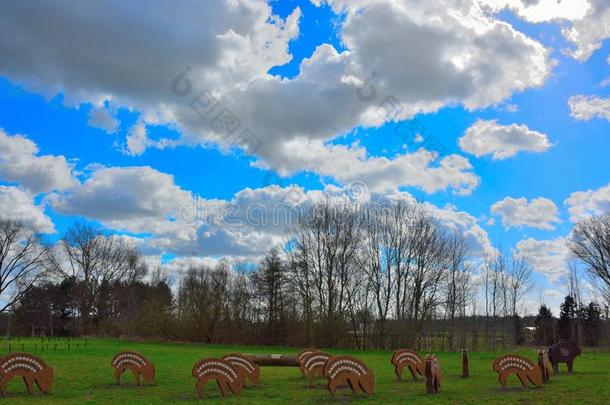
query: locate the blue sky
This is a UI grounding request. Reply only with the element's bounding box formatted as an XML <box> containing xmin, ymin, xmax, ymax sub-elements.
<box><xmin>0</xmin><ymin>0</ymin><xmax>609</xmax><ymax>312</ymax></box>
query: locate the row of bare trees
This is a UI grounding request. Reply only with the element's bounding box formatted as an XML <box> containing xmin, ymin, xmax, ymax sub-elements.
<box><xmin>1</xmin><ymin>220</ymin><xmax>170</xmax><ymax>337</ymax></box>
<box><xmin>3</xmin><ymin>206</ymin><xmax>610</xmax><ymax>349</ymax></box>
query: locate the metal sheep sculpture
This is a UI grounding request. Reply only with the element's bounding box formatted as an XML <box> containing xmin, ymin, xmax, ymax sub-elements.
<box><xmin>221</xmin><ymin>353</ymin><xmax>260</xmax><ymax>387</ymax></box>
<box><xmin>0</xmin><ymin>352</ymin><xmax>54</xmax><ymax>396</ymax></box>
<box><xmin>492</xmin><ymin>354</ymin><xmax>542</xmax><ymax>389</ymax></box>
<box><xmin>390</xmin><ymin>349</ymin><xmax>424</xmax><ymax>381</ymax></box>
<box><xmin>192</xmin><ymin>358</ymin><xmax>245</xmax><ymax>398</ymax></box>
<box><xmin>111</xmin><ymin>351</ymin><xmax>155</xmax><ymax>385</ymax></box>
<box><xmin>324</xmin><ymin>355</ymin><xmax>375</xmax><ymax>397</ymax></box>
<box><xmin>297</xmin><ymin>348</ymin><xmax>319</xmax><ymax>377</ymax></box>
<box><xmin>302</xmin><ymin>351</ymin><xmax>332</xmax><ymax>388</ymax></box>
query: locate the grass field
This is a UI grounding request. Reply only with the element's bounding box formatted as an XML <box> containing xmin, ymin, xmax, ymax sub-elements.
<box><xmin>0</xmin><ymin>338</ymin><xmax>608</xmax><ymax>404</ymax></box>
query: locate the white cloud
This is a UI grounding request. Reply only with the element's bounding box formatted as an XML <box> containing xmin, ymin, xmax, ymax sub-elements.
<box><xmin>50</xmin><ymin>166</ymin><xmax>198</xmax><ymax>240</ymax></box>
<box><xmin>430</xmin><ymin>203</ymin><xmax>494</xmax><ymax>255</ymax></box>
<box><xmin>0</xmin><ymin>0</ymin><xmax>553</xmax><ymax>194</ymax></box>
<box><xmin>0</xmin><ymin>129</ymin><xmax>76</xmax><ymax>194</ymax></box>
<box><xmin>482</xmin><ymin>0</ymin><xmax>609</xmax><ymax>61</ymax></box>
<box><xmin>568</xmin><ymin>95</ymin><xmax>610</xmax><ymax>121</ymax></box>
<box><xmin>491</xmin><ymin>196</ymin><xmax>560</xmax><ymax>230</ymax></box>
<box><xmin>564</xmin><ymin>183</ymin><xmax>610</xmax><ymax>222</ymax></box>
<box><xmin>560</xmin><ymin>0</ymin><xmax>610</xmax><ymax>61</ymax></box>
<box><xmin>124</xmin><ymin>123</ymin><xmax>149</xmax><ymax>157</ymax></box>
<box><xmin>459</xmin><ymin>119</ymin><xmax>551</xmax><ymax>160</ymax></box>
<box><xmin>255</xmin><ymin>138</ymin><xmax>480</xmax><ymax>195</ymax></box>
<box><xmin>0</xmin><ymin>186</ymin><xmax>55</xmax><ymax>233</ymax></box>
<box><xmin>480</xmin><ymin>0</ymin><xmax>589</xmax><ymax>23</ymax></box>
<box><xmin>516</xmin><ymin>237</ymin><xmax>570</xmax><ymax>283</ymax></box>
<box><xmin>87</xmin><ymin>106</ymin><xmax>119</xmax><ymax>133</ymax></box>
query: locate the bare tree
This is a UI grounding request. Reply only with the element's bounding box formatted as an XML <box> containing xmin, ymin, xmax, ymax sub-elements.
<box><xmin>444</xmin><ymin>230</ymin><xmax>470</xmax><ymax>350</ymax></box>
<box><xmin>507</xmin><ymin>253</ymin><xmax>532</xmax><ymax>318</ymax></box>
<box><xmin>291</xmin><ymin>201</ymin><xmax>362</xmax><ymax>346</ymax></box>
<box><xmin>0</xmin><ymin>220</ymin><xmax>50</xmax><ymax>314</ymax></box>
<box><xmin>54</xmin><ymin>222</ymin><xmax>143</xmax><ymax>334</ymax></box>
<box><xmin>407</xmin><ymin>208</ymin><xmax>448</xmax><ymax>348</ymax></box>
<box><xmin>360</xmin><ymin>206</ymin><xmax>394</xmax><ymax>348</ymax></box>
<box><xmin>569</xmin><ymin>213</ymin><xmax>610</xmax><ymax>304</ymax></box>
<box><xmin>483</xmin><ymin>251</ymin><xmax>504</xmax><ymax>350</ymax></box>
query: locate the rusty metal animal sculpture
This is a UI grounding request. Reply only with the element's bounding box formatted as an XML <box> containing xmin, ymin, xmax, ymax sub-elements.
<box><xmin>324</xmin><ymin>355</ymin><xmax>374</xmax><ymax>397</ymax></box>
<box><xmin>192</xmin><ymin>358</ymin><xmax>245</xmax><ymax>398</ymax></box>
<box><xmin>390</xmin><ymin>349</ymin><xmax>424</xmax><ymax>380</ymax></box>
<box><xmin>548</xmin><ymin>340</ymin><xmax>581</xmax><ymax>374</ymax></box>
<box><xmin>461</xmin><ymin>348</ymin><xmax>469</xmax><ymax>378</ymax></box>
<box><xmin>0</xmin><ymin>352</ymin><xmax>53</xmax><ymax>396</ymax></box>
<box><xmin>302</xmin><ymin>351</ymin><xmax>332</xmax><ymax>388</ymax></box>
<box><xmin>492</xmin><ymin>354</ymin><xmax>542</xmax><ymax>389</ymax></box>
<box><xmin>425</xmin><ymin>354</ymin><xmax>441</xmax><ymax>394</ymax></box>
<box><xmin>221</xmin><ymin>353</ymin><xmax>260</xmax><ymax>386</ymax></box>
<box><xmin>297</xmin><ymin>348</ymin><xmax>318</xmax><ymax>377</ymax></box>
<box><xmin>111</xmin><ymin>351</ymin><xmax>155</xmax><ymax>385</ymax></box>
<box><xmin>538</xmin><ymin>350</ymin><xmax>551</xmax><ymax>384</ymax></box>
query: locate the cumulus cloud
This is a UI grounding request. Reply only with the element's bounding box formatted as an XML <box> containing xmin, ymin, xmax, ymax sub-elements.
<box><xmin>568</xmin><ymin>95</ymin><xmax>610</xmax><ymax>121</ymax></box>
<box><xmin>0</xmin><ymin>0</ymin><xmax>553</xmax><ymax>194</ymax></box>
<box><xmin>429</xmin><ymin>203</ymin><xmax>494</xmax><ymax>255</ymax></box>
<box><xmin>491</xmin><ymin>196</ymin><xmax>560</xmax><ymax>230</ymax></box>
<box><xmin>0</xmin><ymin>186</ymin><xmax>55</xmax><ymax>233</ymax></box>
<box><xmin>459</xmin><ymin>119</ymin><xmax>551</xmax><ymax>160</ymax></box>
<box><xmin>482</xmin><ymin>0</ymin><xmax>608</xmax><ymax>61</ymax></box>
<box><xmin>0</xmin><ymin>129</ymin><xmax>76</xmax><ymax>194</ymax></box>
<box><xmin>560</xmin><ymin>0</ymin><xmax>610</xmax><ymax>61</ymax></box>
<box><xmin>87</xmin><ymin>106</ymin><xmax>119</xmax><ymax>133</ymax></box>
<box><xmin>50</xmin><ymin>166</ymin><xmax>199</xmax><ymax>240</ymax></box>
<box><xmin>564</xmin><ymin>182</ymin><xmax>610</xmax><ymax>222</ymax></box>
<box><xmin>45</xmin><ymin>159</ymin><xmax>491</xmax><ymax>260</ymax></box>
<box><xmin>255</xmin><ymin>138</ymin><xmax>480</xmax><ymax>195</ymax></box>
<box><xmin>516</xmin><ymin>237</ymin><xmax>570</xmax><ymax>283</ymax></box>
<box><xmin>481</xmin><ymin>0</ymin><xmax>589</xmax><ymax>23</ymax></box>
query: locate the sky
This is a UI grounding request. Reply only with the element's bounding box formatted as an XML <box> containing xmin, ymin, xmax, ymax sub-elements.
<box><xmin>0</xmin><ymin>0</ymin><xmax>609</xmax><ymax>314</ymax></box>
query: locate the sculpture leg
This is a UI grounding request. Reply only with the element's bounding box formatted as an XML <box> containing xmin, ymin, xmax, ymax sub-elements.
<box><xmin>217</xmin><ymin>379</ymin><xmax>227</xmax><ymax>398</ymax></box>
<box><xmin>196</xmin><ymin>379</ymin><xmax>205</xmax><ymax>398</ymax></box>
<box><xmin>394</xmin><ymin>365</ymin><xmax>403</xmax><ymax>381</ymax></box>
<box><xmin>0</xmin><ymin>376</ymin><xmax>8</xmax><ymax>397</ymax></box>
<box><xmin>347</xmin><ymin>378</ymin><xmax>360</xmax><ymax>397</ymax></box>
<box><xmin>23</xmin><ymin>375</ymin><xmax>34</xmax><ymax>395</ymax></box>
<box><xmin>115</xmin><ymin>367</ymin><xmax>123</xmax><ymax>385</ymax></box>
<box><xmin>307</xmin><ymin>370</ymin><xmax>315</xmax><ymax>388</ymax></box>
<box><xmin>516</xmin><ymin>372</ymin><xmax>528</xmax><ymax>389</ymax></box>
<box><xmin>498</xmin><ymin>373</ymin><xmax>507</xmax><ymax>389</ymax></box>
<box><xmin>133</xmin><ymin>369</ymin><xmax>141</xmax><ymax>386</ymax></box>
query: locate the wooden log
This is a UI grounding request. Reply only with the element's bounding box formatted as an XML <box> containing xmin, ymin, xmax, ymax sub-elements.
<box><xmin>246</xmin><ymin>354</ymin><xmax>298</xmax><ymax>367</ymax></box>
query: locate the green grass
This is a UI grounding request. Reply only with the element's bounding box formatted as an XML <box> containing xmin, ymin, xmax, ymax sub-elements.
<box><xmin>0</xmin><ymin>338</ymin><xmax>608</xmax><ymax>404</ymax></box>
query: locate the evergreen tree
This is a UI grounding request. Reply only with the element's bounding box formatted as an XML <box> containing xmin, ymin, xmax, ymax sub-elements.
<box><xmin>557</xmin><ymin>295</ymin><xmax>577</xmax><ymax>341</ymax></box>
<box><xmin>534</xmin><ymin>305</ymin><xmax>555</xmax><ymax>346</ymax></box>
<box><xmin>513</xmin><ymin>314</ymin><xmax>526</xmax><ymax>345</ymax></box>
<box><xmin>583</xmin><ymin>302</ymin><xmax>602</xmax><ymax>346</ymax></box>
